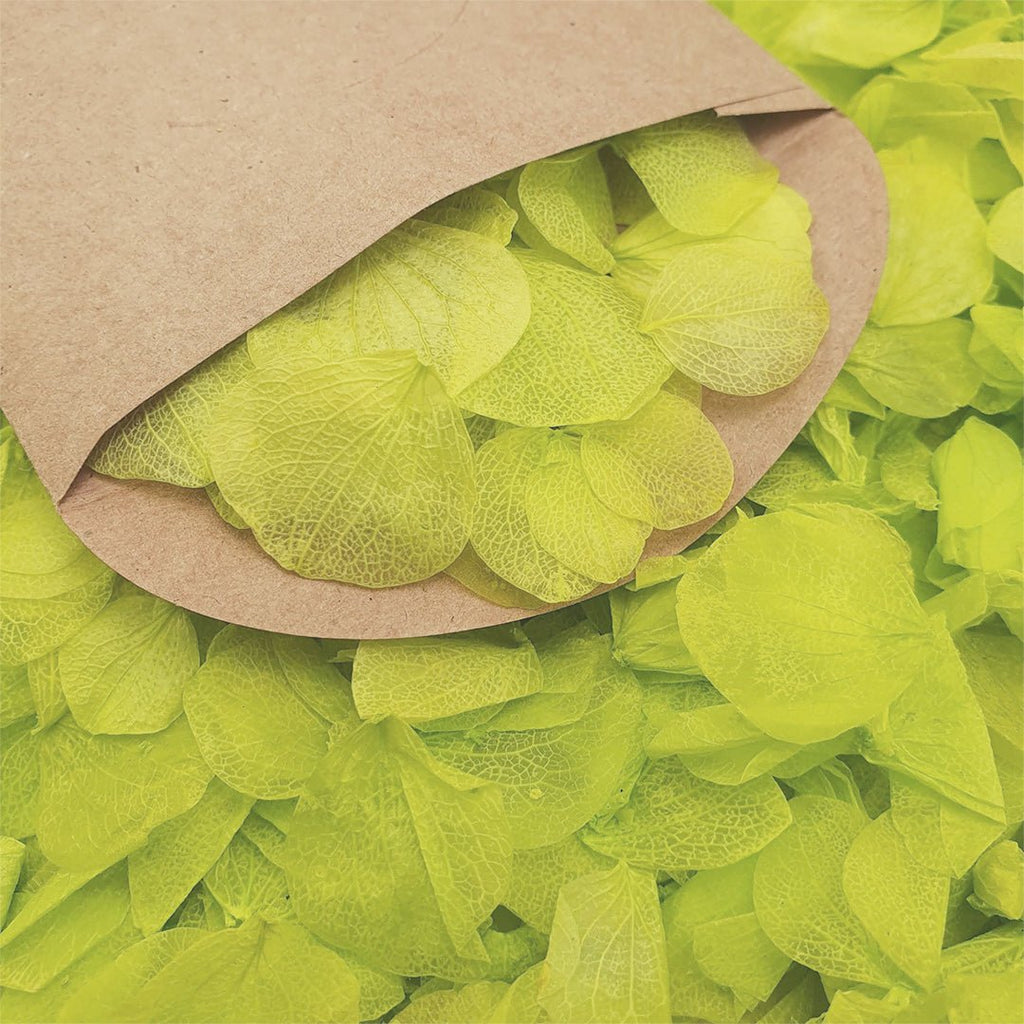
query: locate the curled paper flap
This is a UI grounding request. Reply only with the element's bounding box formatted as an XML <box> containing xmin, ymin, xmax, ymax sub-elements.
<box><xmin>0</xmin><ymin>2</ymin><xmax>885</xmax><ymax>638</ymax></box>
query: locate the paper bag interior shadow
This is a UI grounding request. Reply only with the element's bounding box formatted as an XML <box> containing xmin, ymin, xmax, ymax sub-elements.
<box><xmin>1</xmin><ymin>1</ymin><xmax>886</xmax><ymax>639</ymax></box>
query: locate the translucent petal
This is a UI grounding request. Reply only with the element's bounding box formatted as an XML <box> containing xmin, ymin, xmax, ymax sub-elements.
<box><xmin>246</xmin><ymin>219</ymin><xmax>530</xmax><ymax>395</ymax></box>
<box><xmin>459</xmin><ymin>252</ymin><xmax>672</xmax><ymax>426</ymax></box>
<box><xmin>640</xmin><ymin>237</ymin><xmax>828</xmax><ymax>396</ymax></box>
<box><xmin>613</xmin><ymin>113</ymin><xmax>777</xmax><ymax>236</ymax></box>
<box><xmin>580</xmin><ymin>390</ymin><xmax>733</xmax><ymax>530</ymax></box>
<box><xmin>207</xmin><ymin>351</ymin><xmax>476</xmax><ymax>586</ymax></box>
<box><xmin>88</xmin><ymin>340</ymin><xmax>251</xmax><ymax>488</ymax></box>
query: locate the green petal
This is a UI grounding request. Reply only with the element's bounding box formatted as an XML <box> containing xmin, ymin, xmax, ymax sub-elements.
<box><xmin>460</xmin><ymin>252</ymin><xmax>672</xmax><ymax>426</ymax></box>
<box><xmin>247</xmin><ymin>219</ymin><xmax>530</xmax><ymax>395</ymax></box>
<box><xmin>870</xmin><ymin>143</ymin><xmax>993</xmax><ymax>326</ymax></box>
<box><xmin>207</xmin><ymin>351</ymin><xmax>476</xmax><ymax>586</ymax></box>
<box><xmin>88</xmin><ymin>340</ymin><xmax>251</xmax><ymax>488</ymax></box>
<box><xmin>514</xmin><ymin>145</ymin><xmax>616</xmax><ymax>272</ymax></box>
<box><xmin>282</xmin><ymin>719</ymin><xmax>511</xmax><ymax>978</ymax></box>
<box><xmin>352</xmin><ymin>625</ymin><xmax>543</xmax><ymax>724</ymax></box>
<box><xmin>538</xmin><ymin>861</ymin><xmax>671</xmax><ymax>1024</ymax></box>
<box><xmin>59</xmin><ymin>594</ymin><xmax>198</xmax><ymax>735</ymax></box>
<box><xmin>613</xmin><ymin>113</ymin><xmax>777</xmax><ymax>236</ymax></box>
<box><xmin>580</xmin><ymin>390</ymin><xmax>733</xmax><ymax>530</ymax></box>
<box><xmin>640</xmin><ymin>237</ymin><xmax>828</xmax><ymax>396</ymax></box>
<box><xmin>675</xmin><ymin>505</ymin><xmax>945</xmax><ymax>744</ymax></box>
<box><xmin>183</xmin><ymin>626</ymin><xmax>353</xmax><ymax>799</ymax></box>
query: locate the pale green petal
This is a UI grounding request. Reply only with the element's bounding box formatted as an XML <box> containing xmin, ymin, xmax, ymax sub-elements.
<box><xmin>58</xmin><ymin>594</ymin><xmax>198</xmax><ymax>735</ymax></box>
<box><xmin>515</xmin><ymin>146</ymin><xmax>616</xmax><ymax>272</ymax></box>
<box><xmin>127</xmin><ymin>778</ymin><xmax>253</xmax><ymax>934</ymax></box>
<box><xmin>470</xmin><ymin>427</ymin><xmax>599</xmax><ymax>603</ymax></box>
<box><xmin>395</xmin><ymin>981</ymin><xmax>511</xmax><ymax>1023</ymax></box>
<box><xmin>459</xmin><ymin>252</ymin><xmax>672</xmax><ymax>426</ymax></box>
<box><xmin>660</xmin><ymin>858</ymin><xmax>755</xmax><ymax>1021</ymax></box>
<box><xmin>1</xmin><ymin>661</ymin><xmax>34</xmax><ymax>726</ymax></box>
<box><xmin>0</xmin><ymin>862</ymin><xmax>130</xmax><ymax>993</ymax></box>
<box><xmin>35</xmin><ymin>717</ymin><xmax>211</xmax><ymax>873</ymax></box>
<box><xmin>203</xmin><ymin>820</ymin><xmax>291</xmax><ymax>922</ymax></box>
<box><xmin>0</xmin><ymin>835</ymin><xmax>25</xmax><ymax>929</ymax></box>
<box><xmin>803</xmin><ymin>406</ymin><xmax>868</xmax><ymax>484</ymax></box>
<box><xmin>419</xmin><ymin>185</ymin><xmax>519</xmax><ymax>245</ymax></box>
<box><xmin>640</xmin><ymin>237</ymin><xmax>828</xmax><ymax>396</ymax></box>
<box><xmin>969</xmin><ymin>303</ymin><xmax>1023</xmax><ymax>414</ymax></box>
<box><xmin>282</xmin><ymin>719</ymin><xmax>511</xmax><ymax>978</ymax></box>
<box><xmin>888</xmin><ymin>776</ymin><xmax>1003</xmax><ymax>879</ymax></box>
<box><xmin>969</xmin><ymin>840</ymin><xmax>1024</xmax><ymax>919</ymax></box>
<box><xmin>445</xmin><ymin>543</ymin><xmax>547</xmax><ymax>611</ymax></box>
<box><xmin>88</xmin><ymin>340</ymin><xmax>251</xmax><ymax>488</ymax></box>
<box><xmin>352</xmin><ymin>625</ymin><xmax>543</xmax><ymax>724</ymax></box>
<box><xmin>691</xmin><ymin>912</ymin><xmax>791</xmax><ymax>1009</ymax></box>
<box><xmin>0</xmin><ymin>718</ymin><xmax>40</xmax><ymax>838</ymax></box>
<box><xmin>204</xmin><ymin>482</ymin><xmax>249</xmax><ymax>530</ymax></box>
<box><xmin>988</xmin><ymin>186</ymin><xmax>1024</xmax><ymax>271</ymax></box>
<box><xmin>862</xmin><ymin>636</ymin><xmax>1004</xmax><ymax>821</ymax></box>
<box><xmin>424</xmin><ymin>634</ymin><xmax>643</xmax><ymax>849</ymax></box>
<box><xmin>127</xmin><ymin>918</ymin><xmax>361</xmax><ymax>1023</ymax></box>
<box><xmin>609</xmin><ymin>579</ymin><xmax>702</xmax><ymax>675</ymax></box>
<box><xmin>525</xmin><ymin>432</ymin><xmax>652</xmax><ymax>584</ymax></box>
<box><xmin>583</xmin><ymin>758</ymin><xmax>791</xmax><ymax>872</ymax></box>
<box><xmin>752</xmin><ymin>796</ymin><xmax>905</xmax><ymax>988</ymax></box>
<box><xmin>932</xmin><ymin>416</ymin><xmax>1023</xmax><ymax>575</ymax></box>
<box><xmin>613</xmin><ymin>113</ymin><xmax>777</xmax><ymax>236</ymax></box>
<box><xmin>841</xmin><ymin>810</ymin><xmax>948</xmax><ymax>989</ymax></box>
<box><xmin>902</xmin><ymin>15</ymin><xmax>1024</xmax><ymax>99</ymax></box>
<box><xmin>56</xmin><ymin>928</ymin><xmax>207</xmax><ymax>1024</ymax></box>
<box><xmin>851</xmin><ymin>76</ymin><xmax>1000</xmax><ymax>151</ymax></box>
<box><xmin>645</xmin><ymin>701</ymin><xmax>808</xmax><ymax>786</ymax></box>
<box><xmin>846</xmin><ymin>319</ymin><xmax>982</xmax><ymax>418</ymax></box>
<box><xmin>183</xmin><ymin>626</ymin><xmax>352</xmax><ymax>799</ymax></box>
<box><xmin>611</xmin><ymin>211</ymin><xmax>694</xmax><ymax>303</ymax></box>
<box><xmin>876</xmin><ymin>415</ymin><xmax>939</xmax><ymax>510</ymax></box>
<box><xmin>742</xmin><ymin>2</ymin><xmax>943</xmax><ymax>69</ymax></box>
<box><xmin>538</xmin><ymin>861</ymin><xmax>671</xmax><ymax>1024</ymax></box>
<box><xmin>246</xmin><ymin>219</ymin><xmax>530</xmax><ymax>395</ymax></box>
<box><xmin>612</xmin><ymin>182</ymin><xmax>815</xmax><ymax>305</ymax></box>
<box><xmin>349</xmin><ymin>961</ymin><xmax>406</xmax><ymax>1023</ymax></box>
<box><xmin>0</xmin><ymin>479</ymin><xmax>114</xmax><ymax>666</ymax></box>
<box><xmin>504</xmin><ymin>834</ymin><xmax>614</xmax><ymax>933</ymax></box>
<box><xmin>600</xmin><ymin>148</ymin><xmax>655</xmax><ymax>226</ymax></box>
<box><xmin>25</xmin><ymin>651</ymin><xmax>67</xmax><ymax>730</ymax></box>
<box><xmin>870</xmin><ymin>143</ymin><xmax>993</xmax><ymax>326</ymax></box>
<box><xmin>957</xmin><ymin>628</ymin><xmax>1023</xmax><ymax>754</ymax></box>
<box><xmin>1</xmin><ymin>915</ymin><xmax>140</xmax><ymax>1023</ymax></box>
<box><xmin>581</xmin><ymin>390</ymin><xmax>733</xmax><ymax>530</ymax></box>
<box><xmin>675</xmin><ymin>505</ymin><xmax>947</xmax><ymax>743</ymax></box>
<box><xmin>207</xmin><ymin>351</ymin><xmax>475</xmax><ymax>586</ymax></box>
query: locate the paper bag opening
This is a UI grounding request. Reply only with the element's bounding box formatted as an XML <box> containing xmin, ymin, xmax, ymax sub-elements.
<box><xmin>0</xmin><ymin>2</ymin><xmax>886</xmax><ymax>638</ymax></box>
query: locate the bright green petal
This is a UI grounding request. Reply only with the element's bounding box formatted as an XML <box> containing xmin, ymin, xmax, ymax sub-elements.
<box><xmin>183</xmin><ymin>626</ymin><xmax>353</xmax><ymax>799</ymax></box>
<box><xmin>207</xmin><ymin>351</ymin><xmax>476</xmax><ymax>586</ymax></box>
<box><xmin>460</xmin><ymin>252</ymin><xmax>672</xmax><ymax>426</ymax></box>
<box><xmin>580</xmin><ymin>390</ymin><xmax>733</xmax><ymax>530</ymax></box>
<box><xmin>538</xmin><ymin>861</ymin><xmax>671</xmax><ymax>1024</ymax></box>
<box><xmin>640</xmin><ymin>237</ymin><xmax>828</xmax><ymax>396</ymax></box>
<box><xmin>88</xmin><ymin>340</ymin><xmax>251</xmax><ymax>488</ymax></box>
<box><xmin>59</xmin><ymin>594</ymin><xmax>198</xmax><ymax>735</ymax></box>
<box><xmin>246</xmin><ymin>220</ymin><xmax>530</xmax><ymax>395</ymax></box>
<box><xmin>613</xmin><ymin>113</ymin><xmax>777</xmax><ymax>236</ymax></box>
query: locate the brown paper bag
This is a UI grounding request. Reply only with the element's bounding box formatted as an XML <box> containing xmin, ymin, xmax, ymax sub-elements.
<box><xmin>0</xmin><ymin>1</ymin><xmax>886</xmax><ymax>639</ymax></box>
